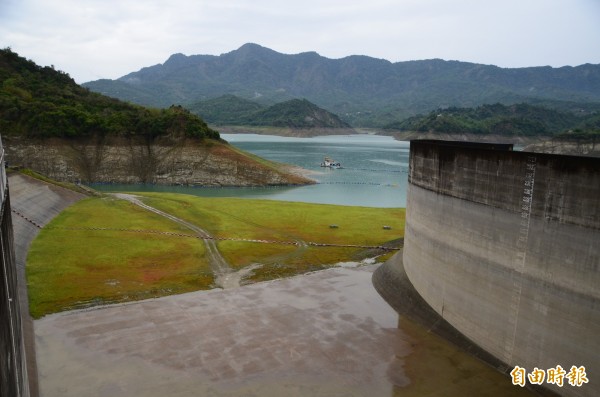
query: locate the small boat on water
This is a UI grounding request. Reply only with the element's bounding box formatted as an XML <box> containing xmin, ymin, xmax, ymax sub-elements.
<box><xmin>321</xmin><ymin>156</ymin><xmax>343</xmax><ymax>168</ymax></box>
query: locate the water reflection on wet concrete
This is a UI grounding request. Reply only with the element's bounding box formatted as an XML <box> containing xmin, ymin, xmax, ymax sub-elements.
<box><xmin>35</xmin><ymin>265</ymin><xmax>536</xmax><ymax>397</ymax></box>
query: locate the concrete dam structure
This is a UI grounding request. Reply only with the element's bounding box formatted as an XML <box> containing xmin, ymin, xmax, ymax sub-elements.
<box><xmin>374</xmin><ymin>140</ymin><xmax>599</xmax><ymax>397</ymax></box>
<box><xmin>0</xmin><ymin>137</ymin><xmax>30</xmax><ymax>397</ymax></box>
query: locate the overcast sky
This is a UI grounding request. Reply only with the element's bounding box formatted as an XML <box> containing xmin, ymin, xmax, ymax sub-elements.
<box><xmin>1</xmin><ymin>0</ymin><xmax>599</xmax><ymax>83</ymax></box>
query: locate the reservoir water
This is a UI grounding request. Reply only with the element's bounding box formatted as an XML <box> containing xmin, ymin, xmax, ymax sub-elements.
<box><xmin>92</xmin><ymin>134</ymin><xmax>410</xmax><ymax>208</ymax></box>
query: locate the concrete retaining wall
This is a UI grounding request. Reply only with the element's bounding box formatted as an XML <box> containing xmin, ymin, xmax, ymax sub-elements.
<box><xmin>381</xmin><ymin>140</ymin><xmax>599</xmax><ymax>397</ymax></box>
<box><xmin>0</xmin><ymin>138</ymin><xmax>29</xmax><ymax>397</ymax></box>
<box><xmin>7</xmin><ymin>172</ymin><xmax>87</xmax><ymax>397</ymax></box>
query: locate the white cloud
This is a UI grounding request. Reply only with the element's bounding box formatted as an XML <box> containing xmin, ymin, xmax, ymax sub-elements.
<box><xmin>0</xmin><ymin>0</ymin><xmax>598</xmax><ymax>83</ymax></box>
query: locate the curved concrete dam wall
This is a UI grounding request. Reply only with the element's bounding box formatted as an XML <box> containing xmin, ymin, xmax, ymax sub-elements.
<box><xmin>377</xmin><ymin>140</ymin><xmax>599</xmax><ymax>397</ymax></box>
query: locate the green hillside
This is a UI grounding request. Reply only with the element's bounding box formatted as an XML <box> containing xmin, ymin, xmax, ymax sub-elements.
<box><xmin>188</xmin><ymin>95</ymin><xmax>351</xmax><ymax>128</ymax></box>
<box><xmin>384</xmin><ymin>103</ymin><xmax>599</xmax><ymax>136</ymax></box>
<box><xmin>0</xmin><ymin>48</ymin><xmax>219</xmax><ymax>140</ymax></box>
<box><xmin>187</xmin><ymin>94</ymin><xmax>264</xmax><ymax>124</ymax></box>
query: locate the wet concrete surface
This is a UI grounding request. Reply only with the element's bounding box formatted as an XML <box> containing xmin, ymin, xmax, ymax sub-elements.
<box><xmin>35</xmin><ymin>264</ymin><xmax>537</xmax><ymax>397</ymax></box>
<box><xmin>9</xmin><ymin>173</ymin><xmax>540</xmax><ymax>396</ymax></box>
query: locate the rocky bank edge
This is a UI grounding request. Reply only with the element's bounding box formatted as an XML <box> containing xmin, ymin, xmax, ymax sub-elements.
<box><xmin>3</xmin><ymin>136</ymin><xmax>314</xmax><ymax>186</ymax></box>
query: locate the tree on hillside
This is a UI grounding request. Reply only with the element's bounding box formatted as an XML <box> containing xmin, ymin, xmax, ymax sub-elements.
<box><xmin>0</xmin><ymin>48</ymin><xmax>220</xmax><ymax>140</ymax></box>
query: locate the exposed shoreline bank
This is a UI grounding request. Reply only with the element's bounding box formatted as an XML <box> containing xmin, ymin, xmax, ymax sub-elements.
<box><xmin>4</xmin><ymin>136</ymin><xmax>313</xmax><ymax>187</ymax></box>
<box><xmin>216</xmin><ymin>125</ymin><xmax>358</xmax><ymax>137</ymax></box>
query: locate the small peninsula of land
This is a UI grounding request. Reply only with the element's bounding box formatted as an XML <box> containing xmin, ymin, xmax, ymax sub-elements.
<box><xmin>381</xmin><ymin>103</ymin><xmax>600</xmax><ymax>156</ymax></box>
<box><xmin>188</xmin><ymin>95</ymin><xmax>356</xmax><ymax>137</ymax></box>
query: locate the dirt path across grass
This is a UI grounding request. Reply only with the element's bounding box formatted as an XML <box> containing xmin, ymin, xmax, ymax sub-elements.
<box><xmin>112</xmin><ymin>193</ymin><xmax>258</xmax><ymax>288</ymax></box>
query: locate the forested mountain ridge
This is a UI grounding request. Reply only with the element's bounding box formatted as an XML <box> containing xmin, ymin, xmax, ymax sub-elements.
<box><xmin>187</xmin><ymin>95</ymin><xmax>351</xmax><ymax>129</ymax></box>
<box><xmin>0</xmin><ymin>48</ymin><xmax>313</xmax><ymax>186</ymax></box>
<box><xmin>83</xmin><ymin>43</ymin><xmax>600</xmax><ymax>127</ymax></box>
<box><xmin>187</xmin><ymin>95</ymin><xmax>263</xmax><ymax>125</ymax></box>
<box><xmin>384</xmin><ymin>103</ymin><xmax>600</xmax><ymax>136</ymax></box>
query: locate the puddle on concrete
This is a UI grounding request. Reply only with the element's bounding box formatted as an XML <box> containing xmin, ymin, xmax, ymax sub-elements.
<box><xmin>393</xmin><ymin>318</ymin><xmax>544</xmax><ymax>396</ymax></box>
<box><xmin>336</xmin><ymin>258</ymin><xmax>377</xmax><ymax>268</ymax></box>
<box><xmin>215</xmin><ymin>263</ymin><xmax>263</xmax><ymax>289</ymax></box>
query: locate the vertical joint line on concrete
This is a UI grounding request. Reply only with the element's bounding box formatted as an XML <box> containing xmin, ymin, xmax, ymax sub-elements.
<box><xmin>517</xmin><ymin>155</ymin><xmax>537</xmax><ymax>268</ymax></box>
<box><xmin>504</xmin><ymin>155</ymin><xmax>537</xmax><ymax>364</ymax></box>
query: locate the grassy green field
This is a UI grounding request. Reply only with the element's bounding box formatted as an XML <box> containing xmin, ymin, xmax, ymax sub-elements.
<box><xmin>27</xmin><ymin>193</ymin><xmax>405</xmax><ymax>318</ymax></box>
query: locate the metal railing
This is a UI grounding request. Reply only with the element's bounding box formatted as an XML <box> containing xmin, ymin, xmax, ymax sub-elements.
<box><xmin>0</xmin><ymin>137</ymin><xmax>6</xmax><ymax>202</ymax></box>
<box><xmin>0</xmin><ymin>134</ymin><xmax>29</xmax><ymax>397</ymax></box>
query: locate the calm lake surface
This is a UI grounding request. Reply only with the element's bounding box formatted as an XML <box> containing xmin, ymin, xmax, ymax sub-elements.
<box><xmin>91</xmin><ymin>134</ymin><xmax>410</xmax><ymax>208</ymax></box>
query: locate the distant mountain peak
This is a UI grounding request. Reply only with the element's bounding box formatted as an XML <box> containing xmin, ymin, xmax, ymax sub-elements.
<box><xmin>228</xmin><ymin>43</ymin><xmax>277</xmax><ymax>57</ymax></box>
<box><xmin>82</xmin><ymin>44</ymin><xmax>600</xmax><ymax>127</ymax></box>
<box><xmin>163</xmin><ymin>53</ymin><xmax>189</xmax><ymax>67</ymax></box>
<box><xmin>165</xmin><ymin>53</ymin><xmax>187</xmax><ymax>62</ymax></box>
<box><xmin>237</xmin><ymin>42</ymin><xmax>267</xmax><ymax>51</ymax></box>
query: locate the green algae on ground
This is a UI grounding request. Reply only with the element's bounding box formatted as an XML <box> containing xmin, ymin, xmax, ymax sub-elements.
<box><xmin>27</xmin><ymin>196</ymin><xmax>211</xmax><ymax>318</ymax></box>
<box><xmin>27</xmin><ymin>193</ymin><xmax>404</xmax><ymax>317</ymax></box>
<box><xmin>139</xmin><ymin>193</ymin><xmax>405</xmax><ymax>281</ymax></box>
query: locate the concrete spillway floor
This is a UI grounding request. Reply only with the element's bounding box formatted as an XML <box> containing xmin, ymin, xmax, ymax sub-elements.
<box><xmin>34</xmin><ymin>264</ymin><xmax>537</xmax><ymax>397</ymax></box>
<box><xmin>8</xmin><ymin>172</ymin><xmax>539</xmax><ymax>396</ymax></box>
